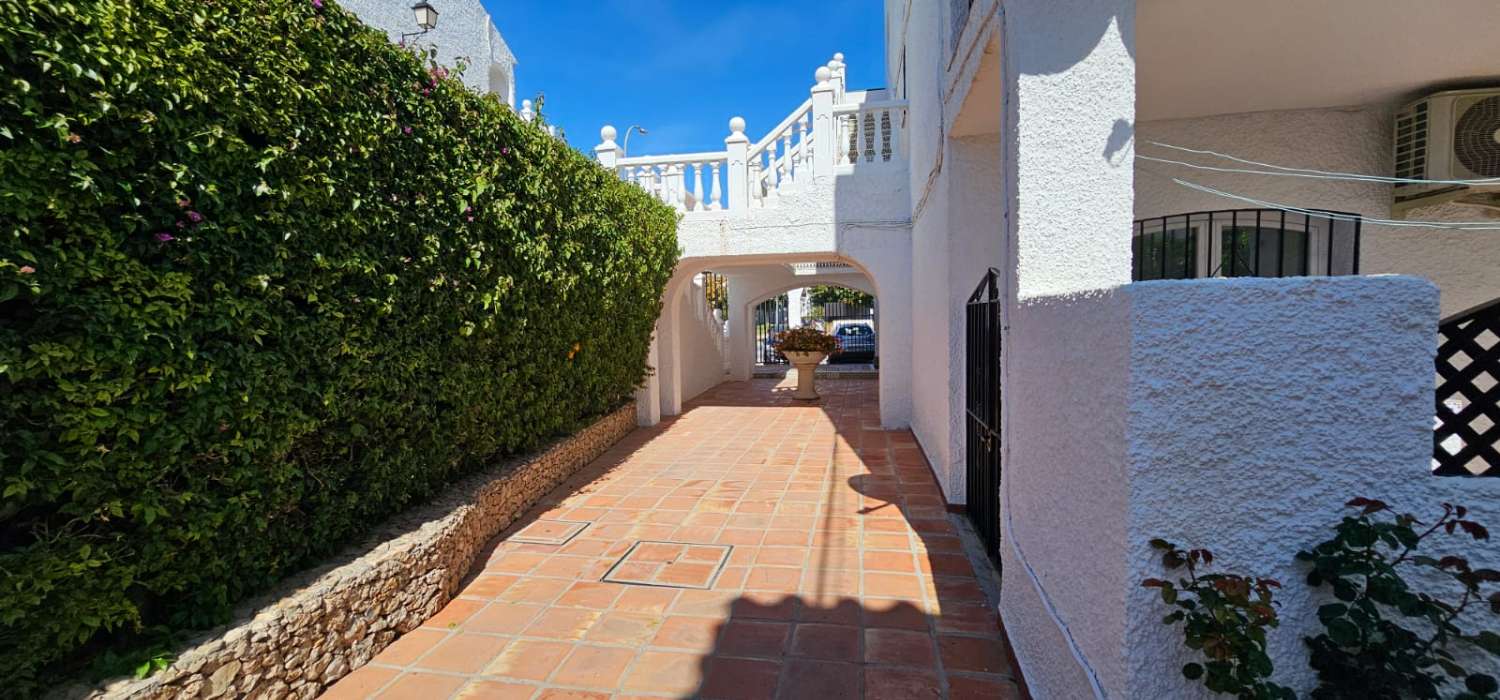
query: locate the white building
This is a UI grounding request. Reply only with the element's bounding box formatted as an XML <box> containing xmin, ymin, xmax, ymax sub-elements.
<box><xmin>599</xmin><ymin>1</ymin><xmax>1500</xmax><ymax>697</ymax></box>
<box><xmin>341</xmin><ymin>0</ymin><xmax>517</xmax><ymax>108</ymax></box>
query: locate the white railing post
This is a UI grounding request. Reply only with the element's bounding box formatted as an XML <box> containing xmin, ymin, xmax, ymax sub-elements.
<box><xmin>595</xmin><ymin>124</ymin><xmax>620</xmax><ymax>172</ymax></box>
<box><xmin>811</xmin><ymin>67</ymin><xmax>835</xmax><ymax>178</ymax></box>
<box><xmin>725</xmin><ymin>116</ymin><xmax>749</xmax><ymax>210</ymax></box>
<box><xmin>830</xmin><ymin>52</ymin><xmax>846</xmax><ymax>100</ymax></box>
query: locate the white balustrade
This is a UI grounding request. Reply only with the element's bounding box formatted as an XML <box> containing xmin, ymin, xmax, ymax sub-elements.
<box><xmin>593</xmin><ymin>52</ymin><xmax>906</xmax><ymax>213</ymax></box>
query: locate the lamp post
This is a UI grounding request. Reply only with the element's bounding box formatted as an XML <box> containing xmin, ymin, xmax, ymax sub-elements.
<box><xmin>401</xmin><ymin>1</ymin><xmax>439</xmax><ymax>44</ymax></box>
<box><xmin>622</xmin><ymin>125</ymin><xmax>648</xmax><ymax>157</ymax></box>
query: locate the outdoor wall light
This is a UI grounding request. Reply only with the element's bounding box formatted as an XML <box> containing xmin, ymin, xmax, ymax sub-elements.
<box><xmin>401</xmin><ymin>1</ymin><xmax>439</xmax><ymax>43</ymax></box>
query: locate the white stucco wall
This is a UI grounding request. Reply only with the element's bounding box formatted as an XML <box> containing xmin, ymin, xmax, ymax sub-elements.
<box><xmin>672</xmin><ymin>278</ymin><xmax>728</xmax><ymax>405</ymax></box>
<box><xmin>1123</xmin><ymin>275</ymin><xmax>1499</xmax><ymax>696</ymax></box>
<box><xmin>340</xmin><ymin>0</ymin><xmax>517</xmax><ymax>105</ymax></box>
<box><xmin>1003</xmin><ymin>275</ymin><xmax>1486</xmax><ymax>699</ymax></box>
<box><xmin>668</xmin><ymin>168</ymin><xmax>914</xmax><ymax>429</ymax></box>
<box><xmin>1137</xmin><ymin>106</ymin><xmax>1500</xmax><ymax>319</ymax></box>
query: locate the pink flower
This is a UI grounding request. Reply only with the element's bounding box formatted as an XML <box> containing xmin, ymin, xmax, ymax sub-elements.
<box><xmin>466</xmin><ymin>216</ymin><xmax>475</xmax><ymax>222</ymax></box>
<box><xmin>403</xmin><ymin>126</ymin><xmax>413</xmax><ymax>135</ymax></box>
<box><xmin>312</xmin><ymin>0</ymin><xmax>323</xmax><ymax>8</ymax></box>
<box><xmin>177</xmin><ymin>198</ymin><xmax>191</xmax><ymax>208</ymax></box>
<box><xmin>186</xmin><ymin>210</ymin><xmax>203</xmax><ymax>224</ymax></box>
<box><xmin>17</xmin><ymin>265</ymin><xmax>35</xmax><ymax>275</ymax></box>
<box><xmin>501</xmin><ymin>147</ymin><xmax>510</xmax><ymax>156</ymax></box>
<box><xmin>155</xmin><ymin>232</ymin><xmax>175</xmax><ymax>242</ymax></box>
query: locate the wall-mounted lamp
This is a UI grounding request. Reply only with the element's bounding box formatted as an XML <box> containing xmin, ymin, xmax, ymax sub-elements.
<box><xmin>401</xmin><ymin>1</ymin><xmax>439</xmax><ymax>43</ymax></box>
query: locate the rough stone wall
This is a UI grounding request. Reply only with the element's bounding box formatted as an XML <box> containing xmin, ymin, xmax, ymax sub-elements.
<box><xmin>67</xmin><ymin>405</ymin><xmax>636</xmax><ymax>700</ymax></box>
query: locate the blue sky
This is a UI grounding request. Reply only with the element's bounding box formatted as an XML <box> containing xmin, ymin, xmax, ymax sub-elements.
<box><xmin>483</xmin><ymin>0</ymin><xmax>886</xmax><ymax>156</ymax></box>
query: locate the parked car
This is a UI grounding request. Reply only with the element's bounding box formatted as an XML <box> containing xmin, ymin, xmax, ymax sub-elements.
<box><xmin>829</xmin><ymin>320</ymin><xmax>877</xmax><ymax>363</ymax></box>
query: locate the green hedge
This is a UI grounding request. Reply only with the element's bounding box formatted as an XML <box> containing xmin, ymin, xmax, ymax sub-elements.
<box><xmin>0</xmin><ymin>0</ymin><xmax>677</xmax><ymax>688</ymax></box>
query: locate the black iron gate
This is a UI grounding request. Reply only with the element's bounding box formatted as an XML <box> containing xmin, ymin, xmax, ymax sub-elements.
<box><xmin>965</xmin><ymin>269</ymin><xmax>1002</xmax><ymax>562</ymax></box>
<box><xmin>755</xmin><ymin>295</ymin><xmax>792</xmax><ymax>365</ymax></box>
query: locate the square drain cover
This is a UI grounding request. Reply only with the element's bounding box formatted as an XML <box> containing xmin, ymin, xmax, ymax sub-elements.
<box><xmin>509</xmin><ymin>519</ymin><xmax>589</xmax><ymax>546</ymax></box>
<box><xmin>602</xmin><ymin>541</ymin><xmax>731</xmax><ymax>589</ymax></box>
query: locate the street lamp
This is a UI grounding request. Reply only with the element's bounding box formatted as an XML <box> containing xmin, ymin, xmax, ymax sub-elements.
<box><xmin>622</xmin><ymin>125</ymin><xmax>648</xmax><ymax>157</ymax></box>
<box><xmin>401</xmin><ymin>1</ymin><xmax>439</xmax><ymax>43</ymax></box>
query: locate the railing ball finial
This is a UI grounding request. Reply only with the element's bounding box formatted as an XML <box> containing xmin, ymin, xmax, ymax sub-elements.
<box><xmin>815</xmin><ymin>66</ymin><xmax>832</xmax><ymax>85</ymax></box>
<box><xmin>833</xmin><ymin>52</ymin><xmax>844</xmax><ymax>63</ymax></box>
<box><xmin>729</xmin><ymin>116</ymin><xmax>746</xmax><ymax>136</ymax></box>
<box><xmin>600</xmin><ymin>124</ymin><xmax>617</xmax><ymax>143</ymax></box>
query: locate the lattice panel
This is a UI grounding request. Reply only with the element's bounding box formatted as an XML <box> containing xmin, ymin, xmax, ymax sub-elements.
<box><xmin>1434</xmin><ymin>301</ymin><xmax>1500</xmax><ymax>476</ymax></box>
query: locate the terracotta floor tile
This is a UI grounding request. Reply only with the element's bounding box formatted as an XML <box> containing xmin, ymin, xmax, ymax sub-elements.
<box><xmin>864</xmin><ymin>666</ymin><xmax>943</xmax><ymax>700</ymax></box>
<box><xmin>718</xmin><ymin>620</ymin><xmax>790</xmax><ymax>659</ymax></box>
<box><xmin>585</xmin><ymin>611</ymin><xmax>662</xmax><ymax>646</ymax></box>
<box><xmin>938</xmin><ymin>636</ymin><xmax>1012</xmax><ymax>675</ymax></box>
<box><xmin>498</xmin><ymin>576</ymin><xmax>571</xmax><ymax>605</ymax></box>
<box><xmin>947</xmin><ymin>674</ymin><xmax>1023</xmax><ymax>699</ymax></box>
<box><xmin>523</xmin><ymin>607</ymin><xmax>601</xmax><ymax>641</ymax></box>
<box><xmin>466</xmin><ymin>603</ymin><xmax>546</xmax><ymax>635</ymax></box>
<box><xmin>614</xmin><ymin>586</ymin><xmax>680</xmax><ymax>614</ymax></box>
<box><xmin>375</xmin><ymin>671</ymin><xmax>466</xmax><ymax>700</ymax></box>
<box><xmin>744</xmin><ymin>567</ymin><xmax>802</xmax><ymax>592</ymax></box>
<box><xmin>701</xmin><ymin>657</ymin><xmax>782</xmax><ymax>700</ymax></box>
<box><xmin>551</xmin><ymin>644</ymin><xmax>635</xmax><ymax>689</ymax></box>
<box><xmin>482</xmin><ymin>637</ymin><xmax>572</xmax><ymax>680</ymax></box>
<box><xmin>322</xmin><ymin>664</ymin><xmax>399</xmax><ymax>699</ymax></box>
<box><xmin>863</xmin><ymin>551</ymin><xmax>917</xmax><ymax>573</ymax></box>
<box><xmin>777</xmin><ymin>659</ymin><xmax>861</xmax><ymax>700</ymax></box>
<box><xmin>651</xmin><ymin>615</ymin><xmax>723</xmax><ymax>652</ymax></box>
<box><xmin>862</xmin><ymin>573</ymin><xmax>924</xmax><ymax>599</ymax></box>
<box><xmin>422</xmin><ymin>598</ymin><xmax>485</xmax><ymax>630</ymax></box>
<box><xmin>620</xmin><ymin>650</ymin><xmax>704</xmax><ymax>695</ymax></box>
<box><xmin>557</xmin><ymin>581</ymin><xmax>624</xmax><ymax>609</ymax></box>
<box><xmin>790</xmin><ymin>623</ymin><xmax>861</xmax><ymax>662</ymax></box>
<box><xmin>460</xmin><ymin>574</ymin><xmax>519</xmax><ymax>599</ymax></box>
<box><xmin>454</xmin><ymin>679</ymin><xmax>536</xmax><ymax>700</ymax></box>
<box><xmin>413</xmin><ymin>632</ymin><xmax>510</xmax><ymax>673</ymax></box>
<box><xmin>861</xmin><ymin>598</ymin><xmax>930</xmax><ymax>630</ymax></box>
<box><xmin>864</xmin><ymin>628</ymin><xmax>936</xmax><ymax>668</ymax></box>
<box><xmin>372</xmin><ymin>628</ymin><xmax>446</xmax><ymax>666</ymax></box>
<box><xmin>536</xmin><ymin>689</ymin><xmax>610</xmax><ymax>700</ymax></box>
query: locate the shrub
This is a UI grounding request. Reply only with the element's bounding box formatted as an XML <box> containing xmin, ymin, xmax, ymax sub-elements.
<box><xmin>1142</xmin><ymin>539</ymin><xmax>1293</xmax><ymax>699</ymax></box>
<box><xmin>774</xmin><ymin>327</ymin><xmax>839</xmax><ymax>355</ymax></box>
<box><xmin>1300</xmin><ymin>499</ymin><xmax>1500</xmax><ymax>699</ymax></box>
<box><xmin>0</xmin><ymin>0</ymin><xmax>677</xmax><ymax>689</ymax></box>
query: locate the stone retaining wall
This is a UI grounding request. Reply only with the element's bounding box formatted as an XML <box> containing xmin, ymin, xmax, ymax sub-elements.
<box><xmin>68</xmin><ymin>405</ymin><xmax>637</xmax><ymax>700</ymax></box>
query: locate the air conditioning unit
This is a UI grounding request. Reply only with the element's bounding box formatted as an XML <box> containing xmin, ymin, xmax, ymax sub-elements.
<box><xmin>1393</xmin><ymin>88</ymin><xmax>1500</xmax><ymax>217</ymax></box>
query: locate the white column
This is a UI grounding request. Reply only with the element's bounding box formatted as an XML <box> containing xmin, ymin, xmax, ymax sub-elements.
<box><xmin>810</xmin><ymin>67</ymin><xmax>835</xmax><ymax>178</ymax></box>
<box><xmin>724</xmin><ymin>117</ymin><xmax>750</xmax><ymax>211</ymax></box>
<box><xmin>726</xmin><ymin>278</ymin><xmax>753</xmax><ymax>381</ymax></box>
<box><xmin>594</xmin><ymin>125</ymin><xmax>620</xmax><ymax>171</ymax></box>
<box><xmin>789</xmin><ymin>287</ymin><xmax>807</xmax><ymax>328</ymax></box>
<box><xmin>634</xmin><ymin>332</ymin><xmax>661</xmax><ymax>426</ymax></box>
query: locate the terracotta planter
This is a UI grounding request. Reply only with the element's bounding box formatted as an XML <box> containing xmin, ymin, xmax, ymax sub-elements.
<box><xmin>781</xmin><ymin>350</ymin><xmax>828</xmax><ymax>400</ymax></box>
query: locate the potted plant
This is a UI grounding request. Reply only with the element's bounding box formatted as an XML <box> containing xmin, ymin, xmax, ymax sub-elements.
<box><xmin>774</xmin><ymin>326</ymin><xmax>840</xmax><ymax>400</ymax></box>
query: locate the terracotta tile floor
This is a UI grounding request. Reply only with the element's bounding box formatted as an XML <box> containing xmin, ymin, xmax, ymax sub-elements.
<box><xmin>323</xmin><ymin>377</ymin><xmax>1019</xmax><ymax>699</ymax></box>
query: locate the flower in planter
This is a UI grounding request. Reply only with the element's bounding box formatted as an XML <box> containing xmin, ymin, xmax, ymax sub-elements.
<box><xmin>774</xmin><ymin>326</ymin><xmax>840</xmax><ymax>357</ymax></box>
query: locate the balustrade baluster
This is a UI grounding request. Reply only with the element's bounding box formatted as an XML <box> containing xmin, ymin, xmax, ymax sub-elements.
<box><xmin>880</xmin><ymin>109</ymin><xmax>893</xmax><ymax>162</ymax></box>
<box><xmin>692</xmin><ymin>163</ymin><xmax>704</xmax><ymax>211</ymax></box>
<box><xmin>793</xmin><ymin>122</ymin><xmax>806</xmax><ymax>181</ymax></box>
<box><xmin>845</xmin><ymin>114</ymin><xmax>858</xmax><ymax>164</ymax></box>
<box><xmin>780</xmin><ymin>131</ymin><xmax>793</xmax><ymax>184</ymax></box>
<box><xmin>862</xmin><ymin>112</ymin><xmax>876</xmax><ymax>163</ymax></box>
<box><xmin>765</xmin><ymin>140</ymin><xmax>779</xmax><ymax>194</ymax></box>
<box><xmin>709</xmin><ymin>161</ymin><xmax>722</xmax><ymax>210</ymax></box>
<box><xmin>749</xmin><ymin>157</ymin><xmax>762</xmax><ymax>203</ymax></box>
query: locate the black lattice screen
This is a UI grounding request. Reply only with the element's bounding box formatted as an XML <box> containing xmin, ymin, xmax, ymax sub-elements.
<box><xmin>1434</xmin><ymin>299</ymin><xmax>1500</xmax><ymax>476</ymax></box>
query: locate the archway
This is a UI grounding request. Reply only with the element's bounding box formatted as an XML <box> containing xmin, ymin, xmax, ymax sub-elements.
<box><xmin>645</xmin><ymin>251</ymin><xmax>910</xmax><ymax>429</ymax></box>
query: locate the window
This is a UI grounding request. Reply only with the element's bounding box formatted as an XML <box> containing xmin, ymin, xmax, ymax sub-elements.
<box><xmin>1132</xmin><ymin>209</ymin><xmax>1360</xmax><ymax>282</ymax></box>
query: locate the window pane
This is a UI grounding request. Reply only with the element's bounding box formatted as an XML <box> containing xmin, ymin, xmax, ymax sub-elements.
<box><xmin>1281</xmin><ymin>229</ymin><xmax>1307</xmax><ymax>276</ymax></box>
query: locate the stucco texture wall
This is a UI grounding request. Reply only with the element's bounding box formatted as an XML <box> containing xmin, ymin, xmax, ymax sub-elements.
<box><xmin>1136</xmin><ymin>106</ymin><xmax>1500</xmax><ymax>318</ymax></box>
<box><xmin>672</xmin><ymin>279</ymin><xmax>728</xmax><ymax>405</ymax></box>
<box><xmin>1001</xmin><ymin>275</ymin><xmax>1494</xmax><ymax>699</ymax></box>
<box><xmin>1123</xmin><ymin>275</ymin><xmax>1500</xmax><ymax>696</ymax></box>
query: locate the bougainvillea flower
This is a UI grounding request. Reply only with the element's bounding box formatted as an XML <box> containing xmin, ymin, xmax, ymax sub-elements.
<box><xmin>155</xmin><ymin>232</ymin><xmax>175</xmax><ymax>242</ymax></box>
<box><xmin>186</xmin><ymin>211</ymin><xmax>204</xmax><ymax>223</ymax></box>
<box><xmin>17</xmin><ymin>265</ymin><xmax>35</xmax><ymax>274</ymax></box>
